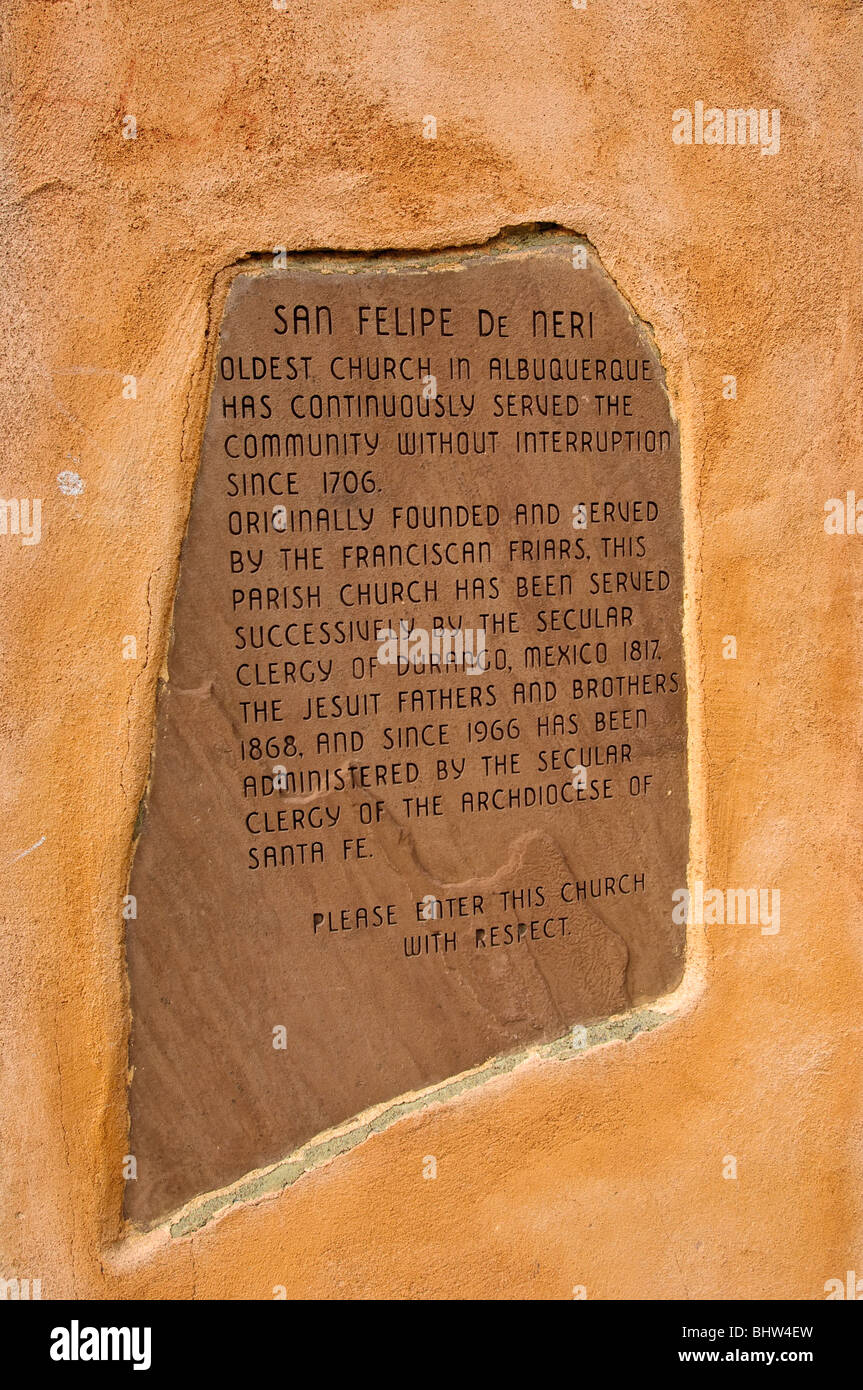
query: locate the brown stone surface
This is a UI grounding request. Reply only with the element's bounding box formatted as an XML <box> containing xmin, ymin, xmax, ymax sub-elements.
<box><xmin>126</xmin><ymin>234</ymin><xmax>687</xmax><ymax>1223</ymax></box>
<box><xmin>0</xmin><ymin>0</ymin><xmax>860</xmax><ymax>1299</ymax></box>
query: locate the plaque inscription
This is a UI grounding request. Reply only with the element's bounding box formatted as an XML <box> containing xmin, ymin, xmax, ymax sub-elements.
<box><xmin>126</xmin><ymin>231</ymin><xmax>688</xmax><ymax>1223</ymax></box>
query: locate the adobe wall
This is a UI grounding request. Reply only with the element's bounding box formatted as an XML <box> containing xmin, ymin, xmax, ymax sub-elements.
<box><xmin>0</xmin><ymin>0</ymin><xmax>859</xmax><ymax>1298</ymax></box>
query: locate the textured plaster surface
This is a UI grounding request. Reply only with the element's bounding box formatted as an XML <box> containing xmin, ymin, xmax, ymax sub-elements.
<box><xmin>0</xmin><ymin>0</ymin><xmax>860</xmax><ymax>1298</ymax></box>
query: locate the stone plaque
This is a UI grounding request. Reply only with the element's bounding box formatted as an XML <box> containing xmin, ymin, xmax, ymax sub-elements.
<box><xmin>126</xmin><ymin>230</ymin><xmax>688</xmax><ymax>1224</ymax></box>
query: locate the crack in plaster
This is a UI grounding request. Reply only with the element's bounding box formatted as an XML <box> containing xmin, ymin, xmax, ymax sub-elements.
<box><xmin>163</xmin><ymin>1007</ymin><xmax>671</xmax><ymax>1240</ymax></box>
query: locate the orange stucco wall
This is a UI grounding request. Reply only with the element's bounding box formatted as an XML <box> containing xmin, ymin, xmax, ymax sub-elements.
<box><xmin>0</xmin><ymin>0</ymin><xmax>859</xmax><ymax>1299</ymax></box>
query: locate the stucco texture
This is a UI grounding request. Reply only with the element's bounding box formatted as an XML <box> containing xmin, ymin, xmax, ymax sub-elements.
<box><xmin>0</xmin><ymin>0</ymin><xmax>860</xmax><ymax>1298</ymax></box>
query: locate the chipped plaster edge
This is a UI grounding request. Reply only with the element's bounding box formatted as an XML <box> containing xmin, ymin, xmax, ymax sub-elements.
<box><xmin>159</xmin><ymin>1002</ymin><xmax>679</xmax><ymax>1242</ymax></box>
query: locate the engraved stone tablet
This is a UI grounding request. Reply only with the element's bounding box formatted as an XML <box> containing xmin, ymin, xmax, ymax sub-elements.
<box><xmin>126</xmin><ymin>230</ymin><xmax>688</xmax><ymax>1224</ymax></box>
